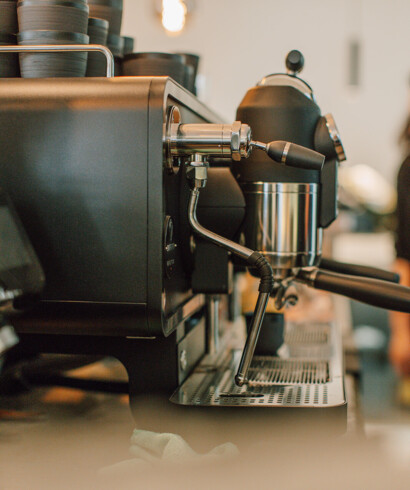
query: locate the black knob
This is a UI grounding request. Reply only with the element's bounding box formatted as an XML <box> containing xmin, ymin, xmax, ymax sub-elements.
<box><xmin>266</xmin><ymin>141</ymin><xmax>324</xmax><ymax>171</ymax></box>
<box><xmin>285</xmin><ymin>50</ymin><xmax>304</xmax><ymax>74</ymax></box>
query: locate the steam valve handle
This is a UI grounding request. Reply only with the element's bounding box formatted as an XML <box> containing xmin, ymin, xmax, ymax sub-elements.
<box><xmin>252</xmin><ymin>140</ymin><xmax>325</xmax><ymax>171</ymax></box>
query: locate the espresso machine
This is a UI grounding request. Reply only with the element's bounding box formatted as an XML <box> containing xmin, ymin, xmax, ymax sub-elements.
<box><xmin>0</xmin><ymin>50</ymin><xmax>409</xmax><ymax>423</ymax></box>
<box><xmin>168</xmin><ymin>51</ymin><xmax>410</xmax><ymax>414</ymax></box>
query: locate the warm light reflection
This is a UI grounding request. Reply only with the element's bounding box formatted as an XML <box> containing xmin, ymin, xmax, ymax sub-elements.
<box><xmin>162</xmin><ymin>0</ymin><xmax>187</xmax><ymax>34</ymax></box>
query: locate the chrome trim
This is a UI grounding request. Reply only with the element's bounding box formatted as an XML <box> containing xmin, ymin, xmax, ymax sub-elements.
<box><xmin>164</xmin><ymin>105</ymin><xmax>181</xmax><ymax>174</ymax></box>
<box><xmin>0</xmin><ymin>44</ymin><xmax>115</xmax><ymax>78</ymax></box>
<box><xmin>282</xmin><ymin>141</ymin><xmax>291</xmax><ymax>164</ymax></box>
<box><xmin>241</xmin><ymin>182</ymin><xmax>317</xmax><ymax>194</ymax></box>
<box><xmin>324</xmin><ymin>113</ymin><xmax>346</xmax><ymax>162</ymax></box>
<box><xmin>165</xmin><ymin>294</ymin><xmax>206</xmax><ymax>335</ymax></box>
<box><xmin>235</xmin><ymin>291</ymin><xmax>270</xmax><ymax>386</ymax></box>
<box><xmin>257</xmin><ymin>73</ymin><xmax>315</xmax><ymax>101</ymax></box>
<box><xmin>206</xmin><ymin>295</ymin><xmax>220</xmax><ymax>355</ymax></box>
<box><xmin>168</xmin><ymin>122</ymin><xmax>252</xmax><ymax>160</ymax></box>
<box><xmin>188</xmin><ymin>188</ymin><xmax>254</xmax><ymax>261</ymax></box>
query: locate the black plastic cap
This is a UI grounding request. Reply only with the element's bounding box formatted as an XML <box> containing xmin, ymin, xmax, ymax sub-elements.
<box><xmin>267</xmin><ymin>141</ymin><xmax>325</xmax><ymax>171</ymax></box>
<box><xmin>286</xmin><ymin>50</ymin><xmax>304</xmax><ymax>74</ymax></box>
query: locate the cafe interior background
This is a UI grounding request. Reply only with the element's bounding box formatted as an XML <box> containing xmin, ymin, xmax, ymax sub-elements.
<box><xmin>0</xmin><ymin>0</ymin><xmax>409</xmax><ymax>488</ymax></box>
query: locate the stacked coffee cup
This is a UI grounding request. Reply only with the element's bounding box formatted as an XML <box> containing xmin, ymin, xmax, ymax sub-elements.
<box><xmin>122</xmin><ymin>52</ymin><xmax>200</xmax><ymax>94</ymax></box>
<box><xmin>86</xmin><ymin>16</ymin><xmax>109</xmax><ymax>76</ymax></box>
<box><xmin>88</xmin><ymin>0</ymin><xmax>129</xmax><ymax>75</ymax></box>
<box><xmin>0</xmin><ymin>0</ymin><xmax>20</xmax><ymax>77</ymax></box>
<box><xmin>17</xmin><ymin>0</ymin><xmax>90</xmax><ymax>77</ymax></box>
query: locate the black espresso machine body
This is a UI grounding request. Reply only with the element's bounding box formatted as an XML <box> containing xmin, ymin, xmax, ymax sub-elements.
<box><xmin>0</xmin><ymin>77</ymin><xmax>232</xmax><ymax>395</ymax></box>
<box><xmin>0</xmin><ymin>77</ymin><xmax>216</xmax><ymax>336</ymax></box>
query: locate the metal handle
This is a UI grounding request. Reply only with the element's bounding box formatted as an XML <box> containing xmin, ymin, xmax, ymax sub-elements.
<box><xmin>319</xmin><ymin>258</ymin><xmax>400</xmax><ymax>284</ymax></box>
<box><xmin>297</xmin><ymin>268</ymin><xmax>410</xmax><ymax>313</ymax></box>
<box><xmin>0</xmin><ymin>44</ymin><xmax>115</xmax><ymax>78</ymax></box>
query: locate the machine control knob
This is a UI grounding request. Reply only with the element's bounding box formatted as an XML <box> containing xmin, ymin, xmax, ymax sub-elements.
<box><xmin>286</xmin><ymin>50</ymin><xmax>305</xmax><ymax>75</ymax></box>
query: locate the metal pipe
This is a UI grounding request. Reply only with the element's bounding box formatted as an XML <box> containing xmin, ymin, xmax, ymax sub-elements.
<box><xmin>188</xmin><ymin>171</ymin><xmax>274</xmax><ymax>387</ymax></box>
<box><xmin>207</xmin><ymin>295</ymin><xmax>220</xmax><ymax>355</ymax></box>
<box><xmin>188</xmin><ymin>188</ymin><xmax>254</xmax><ymax>260</ymax></box>
<box><xmin>0</xmin><ymin>44</ymin><xmax>115</xmax><ymax>78</ymax></box>
<box><xmin>170</xmin><ymin>122</ymin><xmax>252</xmax><ymax>161</ymax></box>
<box><xmin>235</xmin><ymin>291</ymin><xmax>270</xmax><ymax>386</ymax></box>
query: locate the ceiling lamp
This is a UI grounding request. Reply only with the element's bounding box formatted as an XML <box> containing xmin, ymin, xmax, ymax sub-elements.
<box><xmin>158</xmin><ymin>0</ymin><xmax>195</xmax><ymax>35</ymax></box>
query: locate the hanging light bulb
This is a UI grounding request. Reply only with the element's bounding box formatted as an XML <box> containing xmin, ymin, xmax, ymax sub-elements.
<box><xmin>161</xmin><ymin>0</ymin><xmax>187</xmax><ymax>34</ymax></box>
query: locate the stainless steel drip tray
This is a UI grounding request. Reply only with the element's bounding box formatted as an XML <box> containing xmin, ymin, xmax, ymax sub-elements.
<box><xmin>170</xmin><ymin>322</ymin><xmax>346</xmax><ymax>408</ymax></box>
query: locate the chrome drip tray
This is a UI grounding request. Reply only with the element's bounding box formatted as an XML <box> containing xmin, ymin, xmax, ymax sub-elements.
<box><xmin>248</xmin><ymin>358</ymin><xmax>330</xmax><ymax>386</ymax></box>
<box><xmin>170</xmin><ymin>321</ymin><xmax>346</xmax><ymax>408</ymax></box>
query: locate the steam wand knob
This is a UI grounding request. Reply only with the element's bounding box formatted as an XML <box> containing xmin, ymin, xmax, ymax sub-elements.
<box><xmin>250</xmin><ymin>140</ymin><xmax>325</xmax><ymax>171</ymax></box>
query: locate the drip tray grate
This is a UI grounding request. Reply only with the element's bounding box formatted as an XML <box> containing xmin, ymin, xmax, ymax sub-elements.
<box><xmin>248</xmin><ymin>358</ymin><xmax>330</xmax><ymax>386</ymax></box>
<box><xmin>284</xmin><ymin>322</ymin><xmax>332</xmax><ymax>359</ymax></box>
<box><xmin>285</xmin><ymin>322</ymin><xmax>330</xmax><ymax>345</ymax></box>
<box><xmin>171</xmin><ymin>321</ymin><xmax>346</xmax><ymax>409</ymax></box>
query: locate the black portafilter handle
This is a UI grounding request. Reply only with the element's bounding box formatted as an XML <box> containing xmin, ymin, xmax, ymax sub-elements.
<box><xmin>253</xmin><ymin>140</ymin><xmax>325</xmax><ymax>171</ymax></box>
<box><xmin>319</xmin><ymin>258</ymin><xmax>400</xmax><ymax>284</ymax></box>
<box><xmin>297</xmin><ymin>268</ymin><xmax>410</xmax><ymax>313</ymax></box>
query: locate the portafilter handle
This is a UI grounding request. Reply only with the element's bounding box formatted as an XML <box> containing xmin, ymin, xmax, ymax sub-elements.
<box><xmin>297</xmin><ymin>268</ymin><xmax>410</xmax><ymax>313</ymax></box>
<box><xmin>319</xmin><ymin>258</ymin><xmax>400</xmax><ymax>284</ymax></box>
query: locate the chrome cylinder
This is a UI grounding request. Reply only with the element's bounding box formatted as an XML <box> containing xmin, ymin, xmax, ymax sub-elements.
<box><xmin>242</xmin><ymin>182</ymin><xmax>320</xmax><ymax>271</ymax></box>
<box><xmin>206</xmin><ymin>295</ymin><xmax>220</xmax><ymax>355</ymax></box>
<box><xmin>169</xmin><ymin>122</ymin><xmax>252</xmax><ymax>161</ymax></box>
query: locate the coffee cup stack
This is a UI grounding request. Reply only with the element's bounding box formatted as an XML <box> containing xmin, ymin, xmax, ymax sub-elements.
<box><xmin>88</xmin><ymin>0</ymin><xmax>135</xmax><ymax>76</ymax></box>
<box><xmin>122</xmin><ymin>52</ymin><xmax>200</xmax><ymax>94</ymax></box>
<box><xmin>86</xmin><ymin>16</ymin><xmax>109</xmax><ymax>76</ymax></box>
<box><xmin>16</xmin><ymin>0</ymin><xmax>90</xmax><ymax>77</ymax></box>
<box><xmin>0</xmin><ymin>0</ymin><xmax>20</xmax><ymax>77</ymax></box>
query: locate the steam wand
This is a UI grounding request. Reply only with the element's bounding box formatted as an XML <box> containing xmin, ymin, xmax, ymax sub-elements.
<box><xmin>186</xmin><ymin>155</ymin><xmax>273</xmax><ymax>387</ymax></box>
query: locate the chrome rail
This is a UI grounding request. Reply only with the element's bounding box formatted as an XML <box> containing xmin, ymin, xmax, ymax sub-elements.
<box><xmin>0</xmin><ymin>44</ymin><xmax>115</xmax><ymax>78</ymax></box>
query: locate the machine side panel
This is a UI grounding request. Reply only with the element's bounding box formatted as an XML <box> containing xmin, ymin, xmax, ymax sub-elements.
<box><xmin>146</xmin><ymin>78</ymin><xmax>224</xmax><ymax>336</ymax></box>
<box><xmin>0</xmin><ymin>79</ymin><xmax>150</xmax><ymax>305</ymax></box>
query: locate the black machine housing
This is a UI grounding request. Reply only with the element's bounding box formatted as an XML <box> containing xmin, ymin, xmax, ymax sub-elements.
<box><xmin>233</xmin><ymin>73</ymin><xmax>341</xmax><ymax>230</ymax></box>
<box><xmin>0</xmin><ymin>67</ymin><xmax>355</xmax><ymax>412</ymax></box>
<box><xmin>0</xmin><ymin>77</ymin><xmax>243</xmax><ymax>398</ymax></box>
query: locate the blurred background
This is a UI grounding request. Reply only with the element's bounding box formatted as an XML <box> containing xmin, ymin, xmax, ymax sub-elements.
<box><xmin>121</xmin><ymin>0</ymin><xmax>410</xmax><ymax>423</ymax></box>
<box><xmin>123</xmin><ymin>0</ymin><xmax>410</xmax><ymax>183</ymax></box>
<box><xmin>1</xmin><ymin>1</ymin><xmax>409</xmax><ymax>488</ymax></box>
